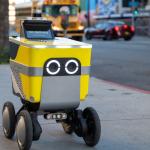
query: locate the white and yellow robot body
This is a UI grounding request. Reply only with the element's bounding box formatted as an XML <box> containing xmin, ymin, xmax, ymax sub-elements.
<box><xmin>2</xmin><ymin>19</ymin><xmax>101</xmax><ymax>150</ymax></box>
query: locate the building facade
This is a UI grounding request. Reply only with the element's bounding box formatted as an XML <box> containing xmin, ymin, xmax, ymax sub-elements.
<box><xmin>9</xmin><ymin>0</ymin><xmax>15</xmax><ymax>25</ymax></box>
<box><xmin>80</xmin><ymin>0</ymin><xmax>150</xmax><ymax>15</ymax></box>
<box><xmin>146</xmin><ymin>0</ymin><xmax>150</xmax><ymax>10</ymax></box>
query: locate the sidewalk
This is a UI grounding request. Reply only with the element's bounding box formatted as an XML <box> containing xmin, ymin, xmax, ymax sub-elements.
<box><xmin>0</xmin><ymin>65</ymin><xmax>150</xmax><ymax>150</ymax></box>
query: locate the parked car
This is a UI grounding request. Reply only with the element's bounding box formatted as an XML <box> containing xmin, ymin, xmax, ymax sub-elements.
<box><xmin>85</xmin><ymin>21</ymin><xmax>135</xmax><ymax>41</ymax></box>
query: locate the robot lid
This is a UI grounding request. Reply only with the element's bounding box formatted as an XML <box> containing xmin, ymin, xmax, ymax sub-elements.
<box><xmin>22</xmin><ymin>19</ymin><xmax>55</xmax><ymax>40</ymax></box>
<box><xmin>9</xmin><ymin>37</ymin><xmax>92</xmax><ymax>49</ymax></box>
<box><xmin>10</xmin><ymin>19</ymin><xmax>91</xmax><ymax>49</ymax></box>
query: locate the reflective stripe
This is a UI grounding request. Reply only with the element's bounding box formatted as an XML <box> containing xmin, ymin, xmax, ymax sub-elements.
<box><xmin>10</xmin><ymin>61</ymin><xmax>43</xmax><ymax>76</ymax></box>
<box><xmin>10</xmin><ymin>60</ymin><xmax>90</xmax><ymax>76</ymax></box>
<box><xmin>81</xmin><ymin>66</ymin><xmax>91</xmax><ymax>75</ymax></box>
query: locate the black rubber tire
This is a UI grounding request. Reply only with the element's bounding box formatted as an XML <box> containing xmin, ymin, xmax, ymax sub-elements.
<box><xmin>85</xmin><ymin>33</ymin><xmax>92</xmax><ymax>40</ymax></box>
<box><xmin>83</xmin><ymin>107</ymin><xmax>101</xmax><ymax>147</ymax></box>
<box><xmin>16</xmin><ymin>110</ymin><xmax>33</xmax><ymax>150</ymax></box>
<box><xmin>74</xmin><ymin>118</ymin><xmax>87</xmax><ymax>137</ymax></box>
<box><xmin>103</xmin><ymin>33</ymin><xmax>112</xmax><ymax>41</ymax></box>
<box><xmin>2</xmin><ymin>102</ymin><xmax>16</xmax><ymax>139</ymax></box>
<box><xmin>62</xmin><ymin>122</ymin><xmax>73</xmax><ymax>134</ymax></box>
<box><xmin>124</xmin><ymin>36</ymin><xmax>132</xmax><ymax>41</ymax></box>
<box><xmin>32</xmin><ymin>116</ymin><xmax>42</xmax><ymax>141</ymax></box>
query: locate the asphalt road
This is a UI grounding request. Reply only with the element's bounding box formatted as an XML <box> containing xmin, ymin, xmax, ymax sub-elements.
<box><xmin>86</xmin><ymin>36</ymin><xmax>150</xmax><ymax>91</ymax></box>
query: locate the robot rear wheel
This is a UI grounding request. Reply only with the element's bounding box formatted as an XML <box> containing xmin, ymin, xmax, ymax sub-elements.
<box><xmin>2</xmin><ymin>102</ymin><xmax>16</xmax><ymax>139</ymax></box>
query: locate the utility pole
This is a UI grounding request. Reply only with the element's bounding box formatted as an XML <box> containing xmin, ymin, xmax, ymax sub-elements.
<box><xmin>132</xmin><ymin>0</ymin><xmax>135</xmax><ymax>26</ymax></box>
<box><xmin>87</xmin><ymin>0</ymin><xmax>91</xmax><ymax>27</ymax></box>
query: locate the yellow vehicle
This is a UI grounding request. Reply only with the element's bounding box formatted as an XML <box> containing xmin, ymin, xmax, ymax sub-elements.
<box><xmin>2</xmin><ymin>19</ymin><xmax>100</xmax><ymax>150</ymax></box>
<box><xmin>15</xmin><ymin>0</ymin><xmax>84</xmax><ymax>41</ymax></box>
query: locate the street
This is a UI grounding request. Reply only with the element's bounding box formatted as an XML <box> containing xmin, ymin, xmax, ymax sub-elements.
<box><xmin>88</xmin><ymin>36</ymin><xmax>150</xmax><ymax>91</ymax></box>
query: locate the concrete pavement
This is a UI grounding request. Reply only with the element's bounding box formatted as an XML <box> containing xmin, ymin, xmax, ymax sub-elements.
<box><xmin>0</xmin><ymin>65</ymin><xmax>150</xmax><ymax>150</ymax></box>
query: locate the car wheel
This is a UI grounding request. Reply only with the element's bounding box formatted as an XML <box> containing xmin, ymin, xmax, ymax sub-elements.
<box><xmin>85</xmin><ymin>33</ymin><xmax>92</xmax><ymax>40</ymax></box>
<box><xmin>103</xmin><ymin>33</ymin><xmax>112</xmax><ymax>41</ymax></box>
<box><xmin>124</xmin><ymin>36</ymin><xmax>132</xmax><ymax>41</ymax></box>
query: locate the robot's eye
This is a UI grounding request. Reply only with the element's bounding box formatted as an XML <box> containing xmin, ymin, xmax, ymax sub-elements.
<box><xmin>46</xmin><ymin>60</ymin><xmax>61</xmax><ymax>75</ymax></box>
<box><xmin>65</xmin><ymin>60</ymin><xmax>79</xmax><ymax>75</ymax></box>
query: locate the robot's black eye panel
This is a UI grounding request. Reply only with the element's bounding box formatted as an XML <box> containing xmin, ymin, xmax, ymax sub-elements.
<box><xmin>43</xmin><ymin>58</ymin><xmax>81</xmax><ymax>76</ymax></box>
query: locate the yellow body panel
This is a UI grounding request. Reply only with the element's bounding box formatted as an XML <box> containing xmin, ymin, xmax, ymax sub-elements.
<box><xmin>80</xmin><ymin>75</ymin><xmax>90</xmax><ymax>101</ymax></box>
<box><xmin>15</xmin><ymin>46</ymin><xmax>91</xmax><ymax>67</ymax></box>
<box><xmin>20</xmin><ymin>74</ymin><xmax>42</xmax><ymax>103</ymax></box>
<box><xmin>10</xmin><ymin>37</ymin><xmax>92</xmax><ymax>103</ymax></box>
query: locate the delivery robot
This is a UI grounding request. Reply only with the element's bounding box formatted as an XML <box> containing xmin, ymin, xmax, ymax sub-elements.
<box><xmin>2</xmin><ymin>19</ymin><xmax>101</xmax><ymax>150</ymax></box>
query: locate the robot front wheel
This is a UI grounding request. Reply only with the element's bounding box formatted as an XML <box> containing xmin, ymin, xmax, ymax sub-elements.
<box><xmin>16</xmin><ymin>110</ymin><xmax>33</xmax><ymax>150</ymax></box>
<box><xmin>83</xmin><ymin>107</ymin><xmax>101</xmax><ymax>147</ymax></box>
<box><xmin>61</xmin><ymin>107</ymin><xmax>101</xmax><ymax>147</ymax></box>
